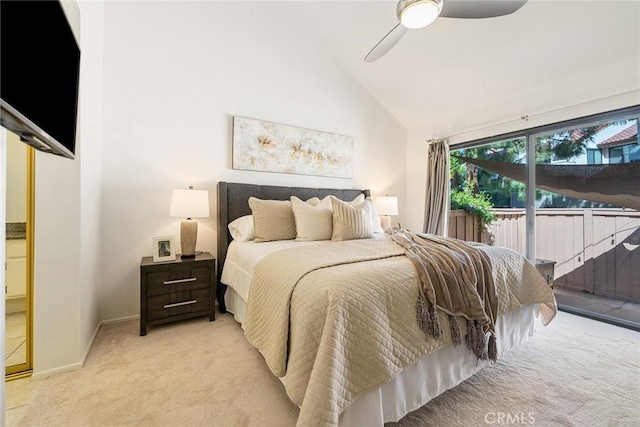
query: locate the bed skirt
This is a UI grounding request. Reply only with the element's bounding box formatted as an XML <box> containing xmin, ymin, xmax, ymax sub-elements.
<box><xmin>225</xmin><ymin>287</ymin><xmax>539</xmax><ymax>426</ymax></box>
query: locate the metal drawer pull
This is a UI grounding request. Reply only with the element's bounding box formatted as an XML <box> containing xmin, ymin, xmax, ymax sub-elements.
<box><xmin>164</xmin><ymin>300</ymin><xmax>197</xmax><ymax>309</ymax></box>
<box><xmin>163</xmin><ymin>277</ymin><xmax>197</xmax><ymax>285</ymax></box>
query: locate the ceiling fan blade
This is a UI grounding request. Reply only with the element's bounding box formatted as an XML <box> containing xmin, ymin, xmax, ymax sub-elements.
<box><xmin>440</xmin><ymin>0</ymin><xmax>528</xmax><ymax>19</ymax></box>
<box><xmin>364</xmin><ymin>23</ymin><xmax>408</xmax><ymax>63</ymax></box>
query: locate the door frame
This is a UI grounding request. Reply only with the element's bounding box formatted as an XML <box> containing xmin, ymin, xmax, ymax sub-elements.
<box><xmin>6</xmin><ymin>145</ymin><xmax>34</xmax><ymax>378</ymax></box>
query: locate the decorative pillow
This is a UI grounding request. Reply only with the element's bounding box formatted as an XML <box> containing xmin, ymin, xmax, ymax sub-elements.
<box><xmin>345</xmin><ymin>194</ymin><xmax>383</xmax><ymax>233</ymax></box>
<box><xmin>366</xmin><ymin>197</ymin><xmax>385</xmax><ymax>233</ymax></box>
<box><xmin>291</xmin><ymin>196</ymin><xmax>333</xmax><ymax>241</ymax></box>
<box><xmin>330</xmin><ymin>196</ymin><xmax>374</xmax><ymax>241</ymax></box>
<box><xmin>228</xmin><ymin>215</ymin><xmax>255</xmax><ymax>242</ymax></box>
<box><xmin>306</xmin><ymin>197</ymin><xmax>321</xmax><ymax>206</ymax></box>
<box><xmin>248</xmin><ymin>198</ymin><xmax>297</xmax><ymax>242</ymax></box>
<box><xmin>350</xmin><ymin>194</ymin><xmax>365</xmax><ymax>205</ymax></box>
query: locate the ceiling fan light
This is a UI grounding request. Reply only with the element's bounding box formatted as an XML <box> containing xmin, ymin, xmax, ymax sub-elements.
<box><xmin>398</xmin><ymin>0</ymin><xmax>443</xmax><ymax>30</ymax></box>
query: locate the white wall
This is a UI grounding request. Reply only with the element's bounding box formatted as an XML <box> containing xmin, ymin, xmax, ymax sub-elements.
<box><xmin>404</xmin><ymin>56</ymin><xmax>640</xmax><ymax>232</ymax></box>
<box><xmin>34</xmin><ymin>148</ymin><xmax>82</xmax><ymax>374</ymax></box>
<box><xmin>99</xmin><ymin>1</ymin><xmax>407</xmax><ymax>321</ymax></box>
<box><xmin>78</xmin><ymin>0</ymin><xmax>104</xmax><ymax>364</ymax></box>
<box><xmin>32</xmin><ymin>0</ymin><xmax>104</xmax><ymax>376</ymax></box>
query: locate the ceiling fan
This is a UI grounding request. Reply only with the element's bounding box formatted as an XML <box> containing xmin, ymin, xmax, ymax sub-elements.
<box><xmin>364</xmin><ymin>0</ymin><xmax>528</xmax><ymax>63</ymax></box>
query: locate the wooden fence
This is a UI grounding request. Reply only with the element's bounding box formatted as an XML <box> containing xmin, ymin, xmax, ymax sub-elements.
<box><xmin>449</xmin><ymin>208</ymin><xmax>640</xmax><ymax>303</ymax></box>
<box><xmin>448</xmin><ymin>210</ymin><xmax>482</xmax><ymax>242</ymax></box>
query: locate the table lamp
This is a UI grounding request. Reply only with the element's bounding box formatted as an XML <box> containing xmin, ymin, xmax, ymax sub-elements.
<box><xmin>169</xmin><ymin>186</ymin><xmax>210</xmax><ymax>257</ymax></box>
<box><xmin>376</xmin><ymin>196</ymin><xmax>398</xmax><ymax>230</ymax></box>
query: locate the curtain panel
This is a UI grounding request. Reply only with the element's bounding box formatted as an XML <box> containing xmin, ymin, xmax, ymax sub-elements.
<box><xmin>423</xmin><ymin>139</ymin><xmax>450</xmax><ymax>235</ymax></box>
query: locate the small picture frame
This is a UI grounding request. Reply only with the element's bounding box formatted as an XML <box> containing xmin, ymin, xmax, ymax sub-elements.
<box><xmin>153</xmin><ymin>236</ymin><xmax>176</xmax><ymax>263</ymax></box>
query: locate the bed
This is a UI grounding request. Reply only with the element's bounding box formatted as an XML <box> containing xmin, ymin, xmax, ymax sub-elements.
<box><xmin>216</xmin><ymin>182</ymin><xmax>556</xmax><ymax>426</ymax></box>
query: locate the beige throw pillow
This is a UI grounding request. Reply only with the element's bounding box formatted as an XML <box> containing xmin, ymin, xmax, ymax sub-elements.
<box><xmin>346</xmin><ymin>194</ymin><xmax>383</xmax><ymax>233</ymax></box>
<box><xmin>248</xmin><ymin>198</ymin><xmax>297</xmax><ymax>242</ymax></box>
<box><xmin>291</xmin><ymin>196</ymin><xmax>333</xmax><ymax>241</ymax></box>
<box><xmin>330</xmin><ymin>196</ymin><xmax>374</xmax><ymax>241</ymax></box>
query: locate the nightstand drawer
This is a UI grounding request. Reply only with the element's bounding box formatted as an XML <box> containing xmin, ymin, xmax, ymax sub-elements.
<box><xmin>147</xmin><ymin>288</ymin><xmax>210</xmax><ymax>321</ymax></box>
<box><xmin>146</xmin><ymin>265</ymin><xmax>211</xmax><ymax>296</ymax></box>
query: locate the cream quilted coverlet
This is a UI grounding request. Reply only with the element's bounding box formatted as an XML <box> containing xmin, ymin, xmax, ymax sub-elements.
<box><xmin>243</xmin><ymin>237</ymin><xmax>556</xmax><ymax>426</ymax></box>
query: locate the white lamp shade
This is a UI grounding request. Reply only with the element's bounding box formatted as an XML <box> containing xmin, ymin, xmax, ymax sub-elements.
<box><xmin>169</xmin><ymin>188</ymin><xmax>210</xmax><ymax>218</ymax></box>
<box><xmin>376</xmin><ymin>196</ymin><xmax>399</xmax><ymax>216</ymax></box>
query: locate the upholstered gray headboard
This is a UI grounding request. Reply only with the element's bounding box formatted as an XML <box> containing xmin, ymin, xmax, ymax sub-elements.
<box><xmin>216</xmin><ymin>181</ymin><xmax>370</xmax><ymax>312</ymax></box>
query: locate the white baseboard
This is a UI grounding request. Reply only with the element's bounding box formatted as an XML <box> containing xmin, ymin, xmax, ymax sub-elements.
<box><xmin>32</xmin><ymin>314</ymin><xmax>141</xmax><ymax>380</ymax></box>
<box><xmin>80</xmin><ymin>321</ymin><xmax>102</xmax><ymax>367</ymax></box>
<box><xmin>100</xmin><ymin>314</ymin><xmax>139</xmax><ymax>326</ymax></box>
<box><xmin>31</xmin><ymin>361</ymin><xmax>84</xmax><ymax>380</ymax></box>
<box><xmin>80</xmin><ymin>315</ymin><xmax>139</xmax><ymax>365</ymax></box>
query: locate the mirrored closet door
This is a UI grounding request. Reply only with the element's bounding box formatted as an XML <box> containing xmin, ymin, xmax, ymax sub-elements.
<box><xmin>5</xmin><ymin>129</ymin><xmax>34</xmax><ymax>378</ymax></box>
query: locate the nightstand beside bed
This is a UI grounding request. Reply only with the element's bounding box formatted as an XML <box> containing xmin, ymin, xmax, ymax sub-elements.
<box><xmin>140</xmin><ymin>252</ymin><xmax>216</xmax><ymax>336</ymax></box>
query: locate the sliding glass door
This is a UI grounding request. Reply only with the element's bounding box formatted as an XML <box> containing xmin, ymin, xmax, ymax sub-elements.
<box><xmin>449</xmin><ymin>106</ymin><xmax>640</xmax><ymax>329</ymax></box>
<box><xmin>531</xmin><ymin>117</ymin><xmax>640</xmax><ymax>326</ymax></box>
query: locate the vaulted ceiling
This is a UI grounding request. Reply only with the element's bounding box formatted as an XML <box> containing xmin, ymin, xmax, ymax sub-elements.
<box><xmin>281</xmin><ymin>0</ymin><xmax>640</xmax><ymax>130</ymax></box>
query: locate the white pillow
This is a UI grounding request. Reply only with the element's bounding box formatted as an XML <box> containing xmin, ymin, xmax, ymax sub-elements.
<box><xmin>228</xmin><ymin>215</ymin><xmax>255</xmax><ymax>242</ymax></box>
<box><xmin>350</xmin><ymin>194</ymin><xmax>365</xmax><ymax>205</ymax></box>
<box><xmin>291</xmin><ymin>196</ymin><xmax>333</xmax><ymax>241</ymax></box>
<box><xmin>366</xmin><ymin>197</ymin><xmax>385</xmax><ymax>233</ymax></box>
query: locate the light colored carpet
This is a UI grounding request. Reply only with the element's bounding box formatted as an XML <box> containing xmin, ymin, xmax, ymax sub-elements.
<box><xmin>18</xmin><ymin>311</ymin><xmax>639</xmax><ymax>426</ymax></box>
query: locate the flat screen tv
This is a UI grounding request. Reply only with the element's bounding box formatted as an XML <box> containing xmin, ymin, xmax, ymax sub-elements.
<box><xmin>1</xmin><ymin>0</ymin><xmax>80</xmax><ymax>159</ymax></box>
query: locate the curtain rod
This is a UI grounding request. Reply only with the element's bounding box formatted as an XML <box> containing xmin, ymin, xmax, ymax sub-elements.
<box><xmin>436</xmin><ymin>89</ymin><xmax>639</xmax><ymax>142</ymax></box>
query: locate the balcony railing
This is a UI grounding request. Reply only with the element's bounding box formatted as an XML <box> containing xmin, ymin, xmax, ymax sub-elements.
<box><xmin>449</xmin><ymin>208</ymin><xmax>640</xmax><ymax>303</ymax></box>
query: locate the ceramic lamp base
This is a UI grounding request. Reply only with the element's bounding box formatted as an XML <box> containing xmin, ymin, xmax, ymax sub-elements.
<box><xmin>180</xmin><ymin>219</ymin><xmax>198</xmax><ymax>257</ymax></box>
<box><xmin>380</xmin><ymin>215</ymin><xmax>392</xmax><ymax>231</ymax></box>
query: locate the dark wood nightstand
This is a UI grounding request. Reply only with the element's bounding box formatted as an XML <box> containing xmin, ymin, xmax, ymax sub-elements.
<box><xmin>140</xmin><ymin>252</ymin><xmax>216</xmax><ymax>336</ymax></box>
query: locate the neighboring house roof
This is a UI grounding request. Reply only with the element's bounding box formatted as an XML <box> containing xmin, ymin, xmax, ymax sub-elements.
<box><xmin>570</xmin><ymin>124</ymin><xmax>609</xmax><ymax>144</ymax></box>
<box><xmin>598</xmin><ymin>123</ymin><xmax>638</xmax><ymax>148</ymax></box>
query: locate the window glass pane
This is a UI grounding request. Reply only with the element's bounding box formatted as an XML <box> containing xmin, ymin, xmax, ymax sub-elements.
<box><xmin>630</xmin><ymin>144</ymin><xmax>640</xmax><ymax>162</ymax></box>
<box><xmin>586</xmin><ymin>148</ymin><xmax>602</xmax><ymax>164</ymax></box>
<box><xmin>609</xmin><ymin>147</ymin><xmax>623</xmax><ymax>164</ymax></box>
<box><xmin>450</xmin><ymin>138</ymin><xmax>527</xmax><ymax>252</ymax></box>
<box><xmin>451</xmin><ymin>138</ymin><xmax>527</xmax><ymax>209</ymax></box>
<box><xmin>534</xmin><ymin>117</ymin><xmax>639</xmax><ymax>325</ymax></box>
<box><xmin>535</xmin><ymin>117</ymin><xmax>639</xmax><ymax>208</ymax></box>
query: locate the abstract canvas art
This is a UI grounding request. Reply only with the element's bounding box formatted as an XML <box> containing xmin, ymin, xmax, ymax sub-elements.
<box><xmin>232</xmin><ymin>116</ymin><xmax>353</xmax><ymax>178</ymax></box>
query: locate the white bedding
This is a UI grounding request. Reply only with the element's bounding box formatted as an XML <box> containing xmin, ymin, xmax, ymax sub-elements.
<box><xmin>220</xmin><ymin>238</ymin><xmax>540</xmax><ymax>425</ymax></box>
<box><xmin>221</xmin><ymin>239</ymin><xmax>320</xmax><ymax>304</ymax></box>
<box><xmin>221</xmin><ymin>235</ymin><xmax>385</xmax><ymax>306</ymax></box>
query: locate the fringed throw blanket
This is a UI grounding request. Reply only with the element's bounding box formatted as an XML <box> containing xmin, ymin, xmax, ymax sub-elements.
<box><xmin>388</xmin><ymin>230</ymin><xmax>498</xmax><ymax>361</ymax></box>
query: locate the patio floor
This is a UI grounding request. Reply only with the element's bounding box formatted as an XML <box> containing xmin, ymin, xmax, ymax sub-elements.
<box><xmin>554</xmin><ymin>286</ymin><xmax>640</xmax><ymax>328</ymax></box>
